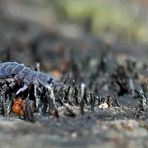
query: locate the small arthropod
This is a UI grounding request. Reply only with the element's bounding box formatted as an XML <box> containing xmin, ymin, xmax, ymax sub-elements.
<box><xmin>0</xmin><ymin>62</ymin><xmax>65</xmax><ymax>107</ymax></box>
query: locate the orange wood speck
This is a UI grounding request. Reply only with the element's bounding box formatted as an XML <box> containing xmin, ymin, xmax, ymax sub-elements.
<box><xmin>11</xmin><ymin>97</ymin><xmax>24</xmax><ymax>116</ymax></box>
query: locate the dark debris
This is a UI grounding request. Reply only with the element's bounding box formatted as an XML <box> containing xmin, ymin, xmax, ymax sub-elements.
<box><xmin>0</xmin><ymin>48</ymin><xmax>147</xmax><ymax>122</ymax></box>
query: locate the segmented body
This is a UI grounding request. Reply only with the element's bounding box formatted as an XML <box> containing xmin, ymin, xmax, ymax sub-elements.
<box><xmin>0</xmin><ymin>62</ymin><xmax>64</xmax><ymax>94</ymax></box>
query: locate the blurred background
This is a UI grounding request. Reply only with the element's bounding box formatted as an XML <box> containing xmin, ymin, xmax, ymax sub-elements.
<box><xmin>0</xmin><ymin>0</ymin><xmax>148</xmax><ymax>72</ymax></box>
<box><xmin>1</xmin><ymin>0</ymin><xmax>148</xmax><ymax>43</ymax></box>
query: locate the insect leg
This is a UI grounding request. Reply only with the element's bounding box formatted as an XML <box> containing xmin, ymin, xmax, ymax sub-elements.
<box><xmin>16</xmin><ymin>85</ymin><xmax>28</xmax><ymax>95</ymax></box>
